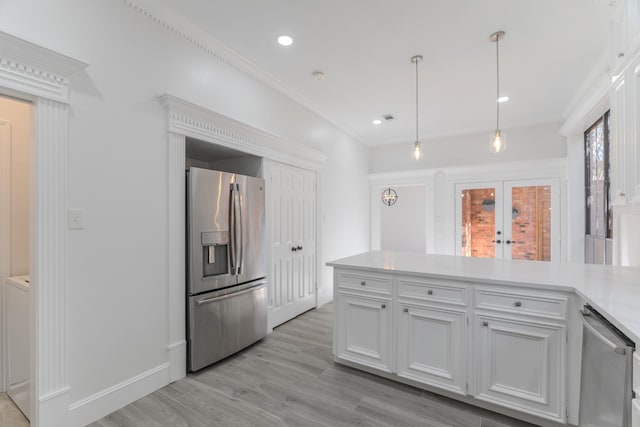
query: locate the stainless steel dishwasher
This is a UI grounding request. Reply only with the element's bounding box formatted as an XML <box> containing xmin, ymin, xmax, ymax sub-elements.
<box><xmin>579</xmin><ymin>304</ymin><xmax>635</xmax><ymax>427</ymax></box>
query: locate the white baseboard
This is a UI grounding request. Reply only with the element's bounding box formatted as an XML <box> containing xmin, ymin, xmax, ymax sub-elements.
<box><xmin>68</xmin><ymin>363</ymin><xmax>170</xmax><ymax>427</ymax></box>
<box><xmin>168</xmin><ymin>340</ymin><xmax>186</xmax><ymax>383</ymax></box>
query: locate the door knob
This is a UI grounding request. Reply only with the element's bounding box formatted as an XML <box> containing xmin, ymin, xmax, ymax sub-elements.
<box><xmin>482</xmin><ymin>321</ymin><xmax>489</xmax><ymax>327</ymax></box>
<box><xmin>381</xmin><ymin>303</ymin><xmax>387</xmax><ymax>309</ymax></box>
<box><xmin>492</xmin><ymin>239</ymin><xmax>502</xmax><ymax>244</ymax></box>
<box><xmin>291</xmin><ymin>247</ymin><xmax>298</xmax><ymax>252</ymax></box>
<box><xmin>403</xmin><ymin>307</ymin><xmax>409</xmax><ymax>313</ymax></box>
<box><xmin>296</xmin><ymin>245</ymin><xmax>303</xmax><ymax>250</ymax></box>
<box><xmin>505</xmin><ymin>240</ymin><xmax>512</xmax><ymax>245</ymax></box>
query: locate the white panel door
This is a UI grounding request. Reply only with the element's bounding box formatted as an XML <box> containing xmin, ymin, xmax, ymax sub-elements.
<box><xmin>336</xmin><ymin>293</ymin><xmax>392</xmax><ymax>372</ymax></box>
<box><xmin>396</xmin><ymin>304</ymin><xmax>466</xmax><ymax>395</ymax></box>
<box><xmin>267</xmin><ymin>161</ymin><xmax>317</xmax><ymax>328</ymax></box>
<box><xmin>474</xmin><ymin>313</ymin><xmax>565</xmax><ymax>423</ymax></box>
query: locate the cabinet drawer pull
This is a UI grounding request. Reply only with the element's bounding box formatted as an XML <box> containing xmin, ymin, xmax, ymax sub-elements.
<box><xmin>482</xmin><ymin>321</ymin><xmax>489</xmax><ymax>327</ymax></box>
<box><xmin>403</xmin><ymin>307</ymin><xmax>409</xmax><ymax>313</ymax></box>
<box><xmin>427</xmin><ymin>290</ymin><xmax>434</xmax><ymax>295</ymax></box>
<box><xmin>360</xmin><ymin>281</ymin><xmax>366</xmax><ymax>286</ymax></box>
<box><xmin>514</xmin><ymin>301</ymin><xmax>522</xmax><ymax>307</ymax></box>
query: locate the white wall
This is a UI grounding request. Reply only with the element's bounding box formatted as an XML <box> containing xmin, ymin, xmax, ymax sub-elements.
<box><xmin>369</xmin><ymin>122</ymin><xmax>567</xmax><ymax>173</ymax></box>
<box><xmin>380</xmin><ymin>186</ymin><xmax>426</xmax><ymax>253</ymax></box>
<box><xmin>0</xmin><ymin>96</ymin><xmax>32</xmax><ymax>276</ymax></box>
<box><xmin>0</xmin><ymin>0</ymin><xmax>369</xmax><ymax>423</ymax></box>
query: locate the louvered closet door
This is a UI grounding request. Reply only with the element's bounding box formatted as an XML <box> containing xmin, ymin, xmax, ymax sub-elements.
<box><xmin>267</xmin><ymin>161</ymin><xmax>317</xmax><ymax>329</ymax></box>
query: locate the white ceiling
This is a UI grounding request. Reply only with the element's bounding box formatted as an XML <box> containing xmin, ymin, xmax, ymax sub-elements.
<box><xmin>158</xmin><ymin>0</ymin><xmax>612</xmax><ymax>146</ymax></box>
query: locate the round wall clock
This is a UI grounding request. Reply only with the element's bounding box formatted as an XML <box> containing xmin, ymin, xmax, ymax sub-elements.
<box><xmin>381</xmin><ymin>188</ymin><xmax>398</xmax><ymax>206</ymax></box>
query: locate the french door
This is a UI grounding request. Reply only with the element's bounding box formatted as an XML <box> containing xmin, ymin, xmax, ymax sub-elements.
<box><xmin>455</xmin><ymin>179</ymin><xmax>560</xmax><ymax>261</ymax></box>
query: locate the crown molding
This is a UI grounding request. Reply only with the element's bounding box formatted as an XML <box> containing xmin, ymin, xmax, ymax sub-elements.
<box><xmin>123</xmin><ymin>0</ymin><xmax>362</xmax><ymax>143</ymax></box>
<box><xmin>0</xmin><ymin>29</ymin><xmax>87</xmax><ymax>103</ymax></box>
<box><xmin>160</xmin><ymin>94</ymin><xmax>326</xmax><ymax>171</ymax></box>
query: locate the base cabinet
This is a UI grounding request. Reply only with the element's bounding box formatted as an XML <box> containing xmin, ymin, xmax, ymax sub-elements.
<box><xmin>396</xmin><ymin>304</ymin><xmax>467</xmax><ymax>395</ymax></box>
<box><xmin>474</xmin><ymin>313</ymin><xmax>565</xmax><ymax>423</ymax></box>
<box><xmin>336</xmin><ymin>293</ymin><xmax>392</xmax><ymax>372</ymax></box>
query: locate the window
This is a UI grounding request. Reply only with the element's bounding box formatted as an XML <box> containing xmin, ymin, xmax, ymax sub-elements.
<box><xmin>584</xmin><ymin>111</ymin><xmax>612</xmax><ymax>264</ymax></box>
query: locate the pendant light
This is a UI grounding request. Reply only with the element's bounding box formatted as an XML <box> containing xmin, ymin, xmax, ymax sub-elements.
<box><xmin>490</xmin><ymin>31</ymin><xmax>506</xmax><ymax>153</ymax></box>
<box><xmin>411</xmin><ymin>55</ymin><xmax>423</xmax><ymax>160</ymax></box>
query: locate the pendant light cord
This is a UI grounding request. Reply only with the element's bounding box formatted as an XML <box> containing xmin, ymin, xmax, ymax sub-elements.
<box><xmin>496</xmin><ymin>35</ymin><xmax>500</xmax><ymax>131</ymax></box>
<box><xmin>415</xmin><ymin>57</ymin><xmax>419</xmax><ymax>142</ymax></box>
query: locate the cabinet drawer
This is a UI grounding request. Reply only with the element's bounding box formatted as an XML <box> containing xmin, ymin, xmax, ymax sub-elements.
<box><xmin>398</xmin><ymin>277</ymin><xmax>467</xmax><ymax>306</ymax></box>
<box><xmin>634</xmin><ymin>352</ymin><xmax>640</xmax><ymax>396</ymax></box>
<box><xmin>475</xmin><ymin>288</ymin><xmax>567</xmax><ymax>320</ymax></box>
<box><xmin>337</xmin><ymin>271</ymin><xmax>392</xmax><ymax>295</ymax></box>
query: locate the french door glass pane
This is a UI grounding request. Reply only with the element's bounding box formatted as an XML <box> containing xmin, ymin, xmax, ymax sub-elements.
<box><xmin>510</xmin><ymin>185</ymin><xmax>551</xmax><ymax>261</ymax></box>
<box><xmin>460</xmin><ymin>188</ymin><xmax>496</xmax><ymax>258</ymax></box>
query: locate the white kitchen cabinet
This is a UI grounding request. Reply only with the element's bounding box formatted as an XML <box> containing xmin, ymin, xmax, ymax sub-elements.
<box><xmin>336</xmin><ymin>292</ymin><xmax>392</xmax><ymax>372</ymax></box>
<box><xmin>474</xmin><ymin>312</ymin><xmax>566</xmax><ymax>423</ymax></box>
<box><xmin>265</xmin><ymin>161</ymin><xmax>317</xmax><ymax>328</ymax></box>
<box><xmin>396</xmin><ymin>303</ymin><xmax>467</xmax><ymax>395</ymax></box>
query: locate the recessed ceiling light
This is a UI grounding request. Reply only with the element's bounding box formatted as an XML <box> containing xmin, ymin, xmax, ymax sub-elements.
<box><xmin>372</xmin><ymin>119</ymin><xmax>383</xmax><ymax>125</ymax></box>
<box><xmin>277</xmin><ymin>35</ymin><xmax>293</xmax><ymax>46</ymax></box>
<box><xmin>497</xmin><ymin>96</ymin><xmax>509</xmax><ymax>103</ymax></box>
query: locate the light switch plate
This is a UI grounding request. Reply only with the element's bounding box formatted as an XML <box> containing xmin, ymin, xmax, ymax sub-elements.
<box><xmin>68</xmin><ymin>208</ymin><xmax>84</xmax><ymax>229</ymax></box>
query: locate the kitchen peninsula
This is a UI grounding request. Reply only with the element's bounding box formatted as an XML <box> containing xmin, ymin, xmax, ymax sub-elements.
<box><xmin>327</xmin><ymin>251</ymin><xmax>640</xmax><ymax>427</ymax></box>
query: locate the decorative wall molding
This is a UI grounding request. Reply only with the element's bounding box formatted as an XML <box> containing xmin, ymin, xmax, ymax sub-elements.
<box><xmin>68</xmin><ymin>363</ymin><xmax>170</xmax><ymax>427</ymax></box>
<box><xmin>33</xmin><ymin>97</ymin><xmax>70</xmax><ymax>427</ymax></box>
<box><xmin>0</xmin><ymin>29</ymin><xmax>88</xmax><ymax>427</ymax></box>
<box><xmin>160</xmin><ymin>94</ymin><xmax>327</xmax><ymax>172</ymax></box>
<box><xmin>0</xmin><ymin>119</ymin><xmax>10</xmax><ymax>393</ymax></box>
<box><xmin>167</xmin><ymin>131</ymin><xmax>186</xmax><ymax>383</ymax></box>
<box><xmin>123</xmin><ymin>0</ymin><xmax>361</xmax><ymax>143</ymax></box>
<box><xmin>0</xmin><ymin>30</ymin><xmax>87</xmax><ymax>103</ymax></box>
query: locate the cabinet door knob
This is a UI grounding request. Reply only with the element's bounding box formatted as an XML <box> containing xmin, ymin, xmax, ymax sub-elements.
<box><xmin>492</xmin><ymin>239</ymin><xmax>502</xmax><ymax>244</ymax></box>
<box><xmin>514</xmin><ymin>301</ymin><xmax>522</xmax><ymax>307</ymax></box>
<box><xmin>482</xmin><ymin>321</ymin><xmax>489</xmax><ymax>327</ymax></box>
<box><xmin>297</xmin><ymin>245</ymin><xmax>303</xmax><ymax>250</ymax></box>
<box><xmin>360</xmin><ymin>281</ymin><xmax>366</xmax><ymax>286</ymax></box>
<box><xmin>291</xmin><ymin>247</ymin><xmax>297</xmax><ymax>252</ymax></box>
<box><xmin>381</xmin><ymin>303</ymin><xmax>386</xmax><ymax>309</ymax></box>
<box><xmin>427</xmin><ymin>290</ymin><xmax>433</xmax><ymax>295</ymax></box>
<box><xmin>403</xmin><ymin>307</ymin><xmax>409</xmax><ymax>313</ymax></box>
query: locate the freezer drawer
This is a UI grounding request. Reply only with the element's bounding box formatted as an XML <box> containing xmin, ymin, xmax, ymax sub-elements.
<box><xmin>188</xmin><ymin>282</ymin><xmax>268</xmax><ymax>372</ymax></box>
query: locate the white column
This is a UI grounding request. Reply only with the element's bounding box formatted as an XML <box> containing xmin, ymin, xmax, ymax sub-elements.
<box><xmin>167</xmin><ymin>131</ymin><xmax>186</xmax><ymax>382</ymax></box>
<box><xmin>33</xmin><ymin>97</ymin><xmax>70</xmax><ymax>426</ymax></box>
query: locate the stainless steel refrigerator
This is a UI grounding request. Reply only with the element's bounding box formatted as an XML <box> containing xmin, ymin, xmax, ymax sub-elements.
<box><xmin>187</xmin><ymin>167</ymin><xmax>268</xmax><ymax>372</ymax></box>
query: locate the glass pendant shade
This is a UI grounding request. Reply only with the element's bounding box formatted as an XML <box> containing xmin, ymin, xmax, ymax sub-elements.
<box><xmin>490</xmin><ymin>129</ymin><xmax>505</xmax><ymax>153</ymax></box>
<box><xmin>413</xmin><ymin>140</ymin><xmax>422</xmax><ymax>160</ymax></box>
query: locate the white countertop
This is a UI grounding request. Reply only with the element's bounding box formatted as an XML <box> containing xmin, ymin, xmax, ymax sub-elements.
<box><xmin>327</xmin><ymin>251</ymin><xmax>640</xmax><ymax>343</ymax></box>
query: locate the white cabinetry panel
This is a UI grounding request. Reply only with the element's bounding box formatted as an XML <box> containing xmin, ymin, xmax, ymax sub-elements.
<box><xmin>336</xmin><ymin>293</ymin><xmax>392</xmax><ymax>372</ymax></box>
<box><xmin>474</xmin><ymin>313</ymin><xmax>565</xmax><ymax>423</ymax></box>
<box><xmin>267</xmin><ymin>161</ymin><xmax>317</xmax><ymax>328</ymax></box>
<box><xmin>397</xmin><ymin>304</ymin><xmax>466</xmax><ymax>394</ymax></box>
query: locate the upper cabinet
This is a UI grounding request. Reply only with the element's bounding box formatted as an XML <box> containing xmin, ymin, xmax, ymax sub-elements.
<box><xmin>609</xmin><ymin>0</ymin><xmax>640</xmax><ymax>205</ymax></box>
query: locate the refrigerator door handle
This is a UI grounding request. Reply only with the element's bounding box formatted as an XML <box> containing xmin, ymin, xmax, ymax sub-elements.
<box><xmin>237</xmin><ymin>185</ymin><xmax>244</xmax><ymax>275</ymax></box>
<box><xmin>229</xmin><ymin>183</ymin><xmax>238</xmax><ymax>275</ymax></box>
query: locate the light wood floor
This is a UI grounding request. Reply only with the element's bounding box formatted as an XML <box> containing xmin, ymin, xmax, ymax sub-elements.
<box><xmin>90</xmin><ymin>304</ymin><xmax>538</xmax><ymax>427</ymax></box>
<box><xmin>0</xmin><ymin>393</ymin><xmax>29</xmax><ymax>427</ymax></box>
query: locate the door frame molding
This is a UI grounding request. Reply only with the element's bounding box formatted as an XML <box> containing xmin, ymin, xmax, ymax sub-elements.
<box><xmin>159</xmin><ymin>94</ymin><xmax>325</xmax><ymax>382</ymax></box>
<box><xmin>0</xmin><ymin>30</ymin><xmax>87</xmax><ymax>427</ymax></box>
